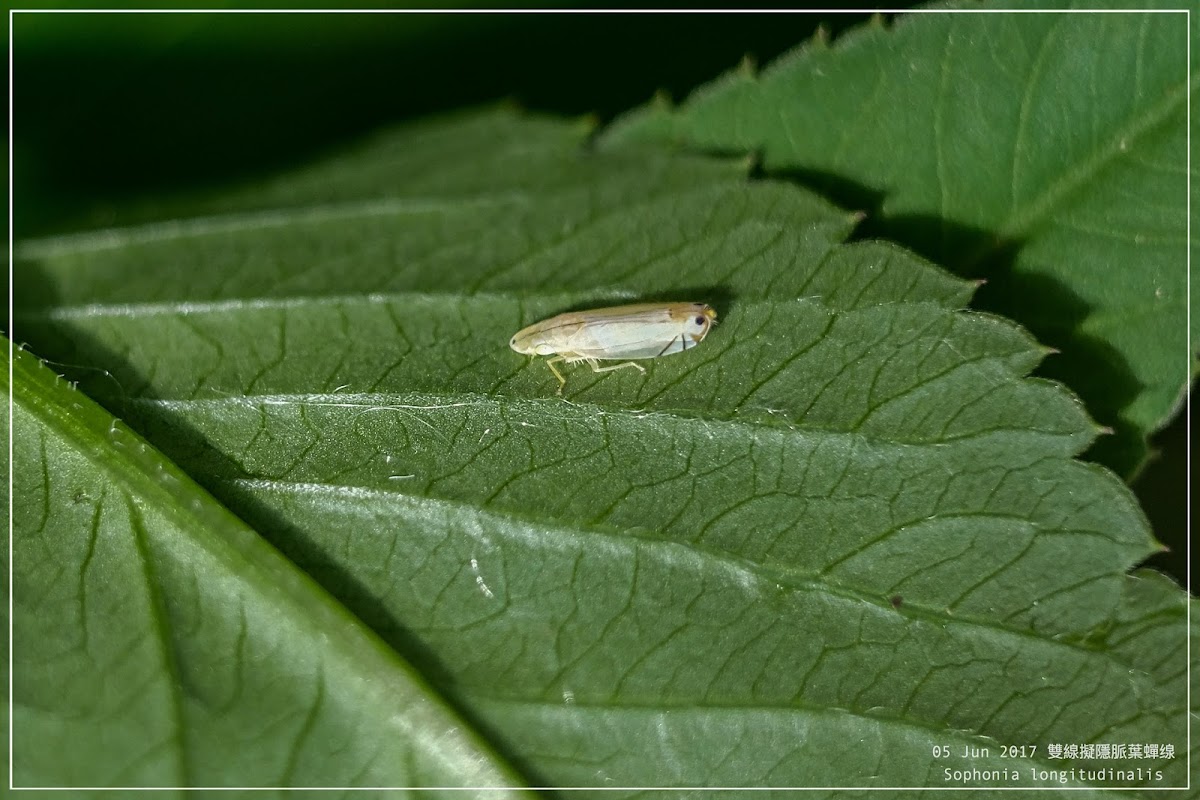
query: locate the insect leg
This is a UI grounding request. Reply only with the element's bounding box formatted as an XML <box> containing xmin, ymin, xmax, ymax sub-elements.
<box><xmin>544</xmin><ymin>355</ymin><xmax>568</xmax><ymax>395</ymax></box>
<box><xmin>656</xmin><ymin>334</ymin><xmax>682</xmax><ymax>357</ymax></box>
<box><xmin>589</xmin><ymin>361</ymin><xmax>646</xmax><ymax>375</ymax></box>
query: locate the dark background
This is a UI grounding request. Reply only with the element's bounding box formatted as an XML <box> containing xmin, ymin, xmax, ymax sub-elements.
<box><xmin>11</xmin><ymin>10</ymin><xmax>1189</xmax><ymax>586</ymax></box>
<box><xmin>13</xmin><ymin>12</ymin><xmax>870</xmax><ymax>236</ymax></box>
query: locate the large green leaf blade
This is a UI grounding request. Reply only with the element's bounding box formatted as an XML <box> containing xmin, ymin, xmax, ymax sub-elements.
<box><xmin>7</xmin><ymin>344</ymin><xmax>532</xmax><ymax>793</ymax></box>
<box><xmin>13</xmin><ymin>109</ymin><xmax>1187</xmax><ymax>793</ymax></box>
<box><xmin>605</xmin><ymin>3</ymin><xmax>1194</xmax><ymax>477</ymax></box>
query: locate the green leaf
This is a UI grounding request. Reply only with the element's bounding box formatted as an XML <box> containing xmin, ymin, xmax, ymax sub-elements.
<box><xmin>6</xmin><ymin>344</ymin><xmax>531</xmax><ymax>793</ymax></box>
<box><xmin>13</xmin><ymin>108</ymin><xmax>1188</xmax><ymax>792</ymax></box>
<box><xmin>605</xmin><ymin>2</ymin><xmax>1195</xmax><ymax>478</ymax></box>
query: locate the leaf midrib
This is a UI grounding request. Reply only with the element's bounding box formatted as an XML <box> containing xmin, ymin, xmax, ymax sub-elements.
<box><xmin>127</xmin><ymin>390</ymin><xmax>1083</xmax><ymax>452</ymax></box>
<box><xmin>16</xmin><ymin>287</ymin><xmax>944</xmax><ymax>321</ymax></box>
<box><xmin>223</xmin><ymin>475</ymin><xmax>1152</xmax><ymax>674</ymax></box>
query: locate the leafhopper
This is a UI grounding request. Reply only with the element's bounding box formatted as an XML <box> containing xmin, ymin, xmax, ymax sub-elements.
<box><xmin>509</xmin><ymin>302</ymin><xmax>718</xmax><ymax>394</ymax></box>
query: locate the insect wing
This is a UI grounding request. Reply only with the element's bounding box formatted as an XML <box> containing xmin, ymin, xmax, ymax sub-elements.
<box><xmin>565</xmin><ymin>309</ymin><xmax>698</xmax><ymax>361</ymax></box>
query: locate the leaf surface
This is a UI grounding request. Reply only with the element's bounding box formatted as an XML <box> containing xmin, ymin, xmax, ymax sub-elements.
<box><xmin>605</xmin><ymin>2</ymin><xmax>1195</xmax><ymax>476</ymax></box>
<box><xmin>12</xmin><ymin>108</ymin><xmax>1188</xmax><ymax>792</ymax></box>
<box><xmin>7</xmin><ymin>344</ymin><xmax>531</xmax><ymax>794</ymax></box>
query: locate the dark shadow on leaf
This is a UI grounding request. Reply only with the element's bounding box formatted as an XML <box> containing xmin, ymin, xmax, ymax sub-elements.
<box><xmin>12</xmin><ymin>257</ymin><xmax>61</xmax><ymax>312</ymax></box>
<box><xmin>13</xmin><ymin>259</ymin><xmax>554</xmax><ymax>785</ymax></box>
<box><xmin>208</xmin><ymin>483</ymin><xmax>557</xmax><ymax>789</ymax></box>
<box><xmin>9</xmin><ymin>259</ymin><xmax>142</xmax><ymax>417</ymax></box>
<box><xmin>758</xmin><ymin>167</ymin><xmax>1147</xmax><ymax>479</ymax></box>
<box><xmin>216</xmin><ymin>484</ymin><xmax>459</xmax><ymax>684</ymax></box>
<box><xmin>964</xmin><ymin>243</ymin><xmax>1146</xmax><ymax>474</ymax></box>
<box><xmin>1136</xmin><ymin>408</ymin><xmax>1189</xmax><ymax>579</ymax></box>
<box><xmin>764</xmin><ymin>166</ymin><xmax>887</xmax><ymax>229</ymax></box>
<box><xmin>556</xmin><ymin>285</ymin><xmax>734</xmax><ymax>315</ymax></box>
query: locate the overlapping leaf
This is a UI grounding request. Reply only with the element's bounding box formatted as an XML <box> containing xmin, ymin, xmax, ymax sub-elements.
<box><xmin>7</xmin><ymin>346</ymin><xmax>530</xmax><ymax>795</ymax></box>
<box><xmin>606</xmin><ymin>2</ymin><xmax>1194</xmax><ymax>477</ymax></box>
<box><xmin>13</xmin><ymin>108</ymin><xmax>1187</xmax><ymax>792</ymax></box>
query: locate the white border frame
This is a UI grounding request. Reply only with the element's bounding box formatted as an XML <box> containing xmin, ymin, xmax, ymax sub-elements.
<box><xmin>7</xmin><ymin>6</ymin><xmax>1190</xmax><ymax>796</ymax></box>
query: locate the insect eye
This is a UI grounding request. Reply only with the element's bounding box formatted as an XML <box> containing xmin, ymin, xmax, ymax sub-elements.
<box><xmin>694</xmin><ymin>316</ymin><xmax>706</xmax><ymax>326</ymax></box>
